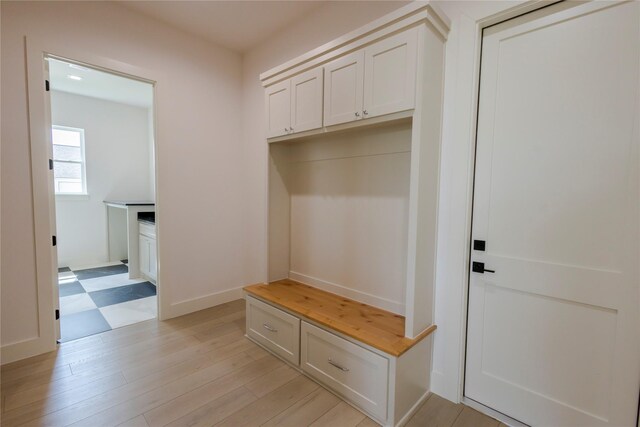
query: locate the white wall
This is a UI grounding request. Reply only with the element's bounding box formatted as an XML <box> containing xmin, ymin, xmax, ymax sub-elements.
<box><xmin>278</xmin><ymin>123</ymin><xmax>412</xmax><ymax>314</ymax></box>
<box><xmin>1</xmin><ymin>0</ymin><xmax>243</xmax><ymax>353</ymax></box>
<box><xmin>52</xmin><ymin>91</ymin><xmax>153</xmax><ymax>268</ymax></box>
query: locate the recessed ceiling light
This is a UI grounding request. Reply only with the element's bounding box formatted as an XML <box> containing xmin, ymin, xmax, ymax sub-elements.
<box><xmin>69</xmin><ymin>64</ymin><xmax>90</xmax><ymax>72</ymax></box>
<box><xmin>67</xmin><ymin>75</ymin><xmax>83</xmax><ymax>81</ymax></box>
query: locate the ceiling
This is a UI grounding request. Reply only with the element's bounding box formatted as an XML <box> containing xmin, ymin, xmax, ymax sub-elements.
<box><xmin>48</xmin><ymin>58</ymin><xmax>153</xmax><ymax>108</ymax></box>
<box><xmin>118</xmin><ymin>1</ymin><xmax>324</xmax><ymax>53</ymax></box>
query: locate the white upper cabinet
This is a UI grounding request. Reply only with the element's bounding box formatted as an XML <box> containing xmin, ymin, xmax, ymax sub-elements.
<box><xmin>323</xmin><ymin>28</ymin><xmax>418</xmax><ymax>128</ymax></box>
<box><xmin>291</xmin><ymin>68</ymin><xmax>324</xmax><ymax>134</ymax></box>
<box><xmin>363</xmin><ymin>27</ymin><xmax>418</xmax><ymax>118</ymax></box>
<box><xmin>266</xmin><ymin>68</ymin><xmax>324</xmax><ymax>138</ymax></box>
<box><xmin>265</xmin><ymin>80</ymin><xmax>291</xmax><ymax>138</ymax></box>
<box><xmin>323</xmin><ymin>51</ymin><xmax>365</xmax><ymax>126</ymax></box>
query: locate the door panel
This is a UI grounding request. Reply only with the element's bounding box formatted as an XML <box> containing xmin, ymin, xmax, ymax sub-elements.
<box><xmin>466</xmin><ymin>2</ymin><xmax>640</xmax><ymax>426</ymax></box>
<box><xmin>323</xmin><ymin>51</ymin><xmax>364</xmax><ymax>126</ymax></box>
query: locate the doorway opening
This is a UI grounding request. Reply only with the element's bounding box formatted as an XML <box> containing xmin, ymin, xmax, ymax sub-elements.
<box><xmin>48</xmin><ymin>57</ymin><xmax>158</xmax><ymax>342</ymax></box>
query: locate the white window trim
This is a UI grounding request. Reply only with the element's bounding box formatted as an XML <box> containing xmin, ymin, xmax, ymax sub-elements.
<box><xmin>52</xmin><ymin>125</ymin><xmax>88</xmax><ymax>197</ymax></box>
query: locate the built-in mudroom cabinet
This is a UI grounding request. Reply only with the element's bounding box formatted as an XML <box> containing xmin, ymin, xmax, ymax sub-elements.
<box><xmin>245</xmin><ymin>3</ymin><xmax>449</xmax><ymax>426</ymax></box>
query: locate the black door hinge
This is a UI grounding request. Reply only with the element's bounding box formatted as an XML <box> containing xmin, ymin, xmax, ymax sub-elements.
<box><xmin>55</xmin><ymin>309</ymin><xmax>60</xmax><ymax>320</ymax></box>
<box><xmin>45</xmin><ymin>80</ymin><xmax>50</xmax><ymax>91</ymax></box>
<box><xmin>49</xmin><ymin>159</ymin><xmax>53</xmax><ymax>170</ymax></box>
<box><xmin>473</xmin><ymin>240</ymin><xmax>486</xmax><ymax>251</ymax></box>
<box><xmin>52</xmin><ymin>235</ymin><xmax>57</xmax><ymax>246</ymax></box>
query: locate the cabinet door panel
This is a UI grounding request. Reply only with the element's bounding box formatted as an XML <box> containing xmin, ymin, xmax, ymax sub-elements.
<box><xmin>148</xmin><ymin>238</ymin><xmax>157</xmax><ymax>281</ymax></box>
<box><xmin>323</xmin><ymin>51</ymin><xmax>364</xmax><ymax>126</ymax></box>
<box><xmin>363</xmin><ymin>28</ymin><xmax>418</xmax><ymax>118</ymax></box>
<box><xmin>291</xmin><ymin>68</ymin><xmax>323</xmax><ymax>133</ymax></box>
<box><xmin>265</xmin><ymin>80</ymin><xmax>291</xmax><ymax>138</ymax></box>
<box><xmin>139</xmin><ymin>235</ymin><xmax>150</xmax><ymax>277</ymax></box>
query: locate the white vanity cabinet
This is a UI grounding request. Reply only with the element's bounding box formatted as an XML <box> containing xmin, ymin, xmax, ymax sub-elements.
<box><xmin>138</xmin><ymin>221</ymin><xmax>157</xmax><ymax>282</ymax></box>
<box><xmin>323</xmin><ymin>27</ymin><xmax>418</xmax><ymax>127</ymax></box>
<box><xmin>265</xmin><ymin>67</ymin><xmax>324</xmax><ymax>138</ymax></box>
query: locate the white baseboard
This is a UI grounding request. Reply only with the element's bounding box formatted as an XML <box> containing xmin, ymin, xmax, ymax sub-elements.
<box><xmin>164</xmin><ymin>286</ymin><xmax>245</xmax><ymax>319</ymax></box>
<box><xmin>288</xmin><ymin>271</ymin><xmax>404</xmax><ymax>315</ymax></box>
<box><xmin>1</xmin><ymin>336</ymin><xmax>56</xmax><ymax>365</ymax></box>
<box><xmin>396</xmin><ymin>390</ymin><xmax>431</xmax><ymax>427</ymax></box>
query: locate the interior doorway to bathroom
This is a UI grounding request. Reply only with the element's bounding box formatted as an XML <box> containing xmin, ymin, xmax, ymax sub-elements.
<box><xmin>48</xmin><ymin>57</ymin><xmax>158</xmax><ymax>342</ymax></box>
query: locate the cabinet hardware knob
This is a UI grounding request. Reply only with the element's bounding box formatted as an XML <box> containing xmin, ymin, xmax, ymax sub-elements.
<box><xmin>328</xmin><ymin>358</ymin><xmax>349</xmax><ymax>372</ymax></box>
<box><xmin>284</xmin><ymin>128</ymin><xmax>288</xmax><ymax>133</ymax></box>
<box><xmin>263</xmin><ymin>323</ymin><xmax>278</xmax><ymax>332</ymax></box>
<box><xmin>355</xmin><ymin>112</ymin><xmax>360</xmax><ymax>117</ymax></box>
<box><xmin>363</xmin><ymin>110</ymin><xmax>368</xmax><ymax>116</ymax></box>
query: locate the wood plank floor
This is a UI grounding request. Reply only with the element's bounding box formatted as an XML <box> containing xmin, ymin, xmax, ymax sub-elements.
<box><xmin>0</xmin><ymin>299</ymin><xmax>500</xmax><ymax>427</ymax></box>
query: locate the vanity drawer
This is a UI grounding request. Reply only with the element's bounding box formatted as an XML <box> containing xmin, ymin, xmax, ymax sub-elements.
<box><xmin>246</xmin><ymin>296</ymin><xmax>300</xmax><ymax>365</ymax></box>
<box><xmin>300</xmin><ymin>321</ymin><xmax>388</xmax><ymax>421</ymax></box>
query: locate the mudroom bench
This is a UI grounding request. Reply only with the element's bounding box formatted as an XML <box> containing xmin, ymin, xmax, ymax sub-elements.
<box><xmin>244</xmin><ymin>280</ymin><xmax>437</xmax><ymax>426</ymax></box>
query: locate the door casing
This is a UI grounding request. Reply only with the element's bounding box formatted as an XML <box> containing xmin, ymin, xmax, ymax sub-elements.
<box><xmin>8</xmin><ymin>37</ymin><xmax>164</xmax><ymax>364</ymax></box>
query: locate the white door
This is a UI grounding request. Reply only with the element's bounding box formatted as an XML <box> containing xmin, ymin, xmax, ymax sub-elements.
<box><xmin>290</xmin><ymin>67</ymin><xmax>323</xmax><ymax>134</ymax></box>
<box><xmin>466</xmin><ymin>2</ymin><xmax>640</xmax><ymax>426</ymax></box>
<box><xmin>323</xmin><ymin>51</ymin><xmax>364</xmax><ymax>126</ymax></box>
<box><xmin>363</xmin><ymin>27</ymin><xmax>417</xmax><ymax>119</ymax></box>
<box><xmin>265</xmin><ymin>79</ymin><xmax>291</xmax><ymax>138</ymax></box>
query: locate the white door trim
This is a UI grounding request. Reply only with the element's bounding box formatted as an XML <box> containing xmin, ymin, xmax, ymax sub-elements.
<box><xmin>2</xmin><ymin>37</ymin><xmax>163</xmax><ymax>364</ymax></box>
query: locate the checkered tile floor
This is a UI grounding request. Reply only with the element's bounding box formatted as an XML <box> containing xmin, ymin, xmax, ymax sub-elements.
<box><xmin>57</xmin><ymin>262</ymin><xmax>157</xmax><ymax>342</ymax></box>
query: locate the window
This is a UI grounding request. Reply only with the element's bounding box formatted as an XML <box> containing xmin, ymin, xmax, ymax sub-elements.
<box><xmin>51</xmin><ymin>126</ymin><xmax>87</xmax><ymax>195</ymax></box>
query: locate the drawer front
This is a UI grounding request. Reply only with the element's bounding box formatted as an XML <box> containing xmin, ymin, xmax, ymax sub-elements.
<box><xmin>139</xmin><ymin>222</ymin><xmax>156</xmax><ymax>238</ymax></box>
<box><xmin>246</xmin><ymin>297</ymin><xmax>300</xmax><ymax>365</ymax></box>
<box><xmin>301</xmin><ymin>321</ymin><xmax>388</xmax><ymax>421</ymax></box>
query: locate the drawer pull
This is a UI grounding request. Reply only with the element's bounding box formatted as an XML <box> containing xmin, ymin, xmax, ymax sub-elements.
<box><xmin>263</xmin><ymin>323</ymin><xmax>278</xmax><ymax>333</ymax></box>
<box><xmin>328</xmin><ymin>358</ymin><xmax>349</xmax><ymax>372</ymax></box>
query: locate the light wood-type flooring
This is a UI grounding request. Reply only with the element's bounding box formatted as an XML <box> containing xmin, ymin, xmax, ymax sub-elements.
<box><xmin>1</xmin><ymin>299</ymin><xmax>502</xmax><ymax>427</ymax></box>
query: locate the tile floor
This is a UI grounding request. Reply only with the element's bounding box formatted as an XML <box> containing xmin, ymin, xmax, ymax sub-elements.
<box><xmin>57</xmin><ymin>262</ymin><xmax>157</xmax><ymax>342</ymax></box>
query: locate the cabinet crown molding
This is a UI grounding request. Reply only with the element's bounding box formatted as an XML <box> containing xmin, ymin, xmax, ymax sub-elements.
<box><xmin>259</xmin><ymin>1</ymin><xmax>450</xmax><ymax>87</ymax></box>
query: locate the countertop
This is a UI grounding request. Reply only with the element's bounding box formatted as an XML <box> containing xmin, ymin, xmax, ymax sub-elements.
<box><xmin>104</xmin><ymin>200</ymin><xmax>155</xmax><ymax>206</ymax></box>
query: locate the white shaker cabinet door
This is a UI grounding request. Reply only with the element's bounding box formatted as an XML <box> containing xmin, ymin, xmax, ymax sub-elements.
<box><xmin>148</xmin><ymin>237</ymin><xmax>157</xmax><ymax>281</ymax></box>
<box><xmin>363</xmin><ymin>28</ymin><xmax>418</xmax><ymax>119</ymax></box>
<box><xmin>323</xmin><ymin>51</ymin><xmax>364</xmax><ymax>126</ymax></box>
<box><xmin>290</xmin><ymin>68</ymin><xmax>323</xmax><ymax>134</ymax></box>
<box><xmin>265</xmin><ymin>79</ymin><xmax>291</xmax><ymax>138</ymax></box>
<box><xmin>139</xmin><ymin>235</ymin><xmax>150</xmax><ymax>278</ymax></box>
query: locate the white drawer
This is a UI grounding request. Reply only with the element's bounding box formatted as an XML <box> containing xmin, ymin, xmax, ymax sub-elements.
<box><xmin>139</xmin><ymin>222</ymin><xmax>156</xmax><ymax>238</ymax></box>
<box><xmin>246</xmin><ymin>297</ymin><xmax>300</xmax><ymax>365</ymax></box>
<box><xmin>300</xmin><ymin>321</ymin><xmax>388</xmax><ymax>421</ymax></box>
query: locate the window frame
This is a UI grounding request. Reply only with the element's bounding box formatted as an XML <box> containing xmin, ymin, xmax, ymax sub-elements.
<box><xmin>51</xmin><ymin>125</ymin><xmax>88</xmax><ymax>197</ymax></box>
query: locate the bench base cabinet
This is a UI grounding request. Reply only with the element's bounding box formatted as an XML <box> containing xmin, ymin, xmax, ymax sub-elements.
<box><xmin>245</xmin><ymin>296</ymin><xmax>432</xmax><ymax>427</ymax></box>
<box><xmin>301</xmin><ymin>322</ymin><xmax>389</xmax><ymax>421</ymax></box>
<box><xmin>246</xmin><ymin>296</ymin><xmax>300</xmax><ymax>365</ymax></box>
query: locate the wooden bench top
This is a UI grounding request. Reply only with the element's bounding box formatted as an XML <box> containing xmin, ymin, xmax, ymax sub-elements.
<box><xmin>243</xmin><ymin>279</ymin><xmax>436</xmax><ymax>357</ymax></box>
